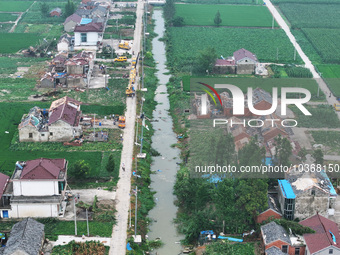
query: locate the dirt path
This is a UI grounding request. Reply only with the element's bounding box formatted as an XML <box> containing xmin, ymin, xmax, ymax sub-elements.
<box><xmin>265</xmin><ymin>0</ymin><xmax>340</xmax><ymax>120</ymax></box>
<box><xmin>9</xmin><ymin>1</ymin><xmax>35</xmax><ymax>33</ymax></box>
<box><xmin>109</xmin><ymin>0</ymin><xmax>143</xmax><ymax>254</ymax></box>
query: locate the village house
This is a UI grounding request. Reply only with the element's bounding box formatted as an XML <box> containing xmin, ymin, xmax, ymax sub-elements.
<box><xmin>193</xmin><ymin>93</ymin><xmax>211</xmax><ymax>119</ymax></box>
<box><xmin>19</xmin><ymin>96</ymin><xmax>82</xmax><ymax>142</ymax></box>
<box><xmin>1</xmin><ymin>218</ymin><xmax>45</xmax><ymax>255</ymax></box>
<box><xmin>10</xmin><ymin>158</ymin><xmax>68</xmax><ymax>218</ymax></box>
<box><xmin>63</xmin><ymin>13</ymin><xmax>82</xmax><ymax>32</ymax></box>
<box><xmin>261</xmin><ymin>221</ymin><xmax>306</xmax><ymax>255</ymax></box>
<box><xmin>91</xmin><ymin>5</ymin><xmax>108</xmax><ymax>17</ymax></box>
<box><xmin>257</xmin><ymin>194</ymin><xmax>282</xmax><ymax>224</ymax></box>
<box><xmin>57</xmin><ymin>33</ymin><xmax>74</xmax><ymax>52</ymax></box>
<box><xmin>0</xmin><ymin>173</ymin><xmax>10</xmax><ymax>219</ymax></box>
<box><xmin>74</xmin><ymin>22</ymin><xmax>104</xmax><ymax>47</ymax></box>
<box><xmin>213</xmin><ymin>48</ymin><xmax>258</xmax><ymax>74</ymax></box>
<box><xmin>278</xmin><ymin>166</ymin><xmax>337</xmax><ymax>220</ymax></box>
<box><xmin>300</xmin><ymin>213</ymin><xmax>340</xmax><ymax>255</ymax></box>
<box><xmin>75</xmin><ymin>8</ymin><xmax>93</xmax><ymax>18</ymax></box>
<box><xmin>227</xmin><ymin>117</ymin><xmax>252</xmax><ymax>151</ymax></box>
<box><xmin>50</xmin><ymin>7</ymin><xmax>62</xmax><ymax>17</ymax></box>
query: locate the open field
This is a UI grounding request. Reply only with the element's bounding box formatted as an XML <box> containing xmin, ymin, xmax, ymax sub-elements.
<box><xmin>273</xmin><ymin>0</ymin><xmax>340</xmax><ymax>3</ymax></box>
<box><xmin>168</xmin><ymin>26</ymin><xmax>301</xmax><ymax>72</ymax></box>
<box><xmin>316</xmin><ymin>65</ymin><xmax>340</xmax><ymax>97</ymax></box>
<box><xmin>0</xmin><ymin>78</ymin><xmax>36</xmax><ymax>100</ymax></box>
<box><xmin>0</xmin><ymin>57</ymin><xmax>47</xmax><ymax>75</ymax></box>
<box><xmin>178</xmin><ymin>0</ymin><xmax>264</xmax><ymax>4</ymax></box>
<box><xmin>0</xmin><ymin>23</ymin><xmax>13</xmax><ymax>32</ymax></box>
<box><xmin>0</xmin><ymin>13</ymin><xmax>19</xmax><ymax>22</ymax></box>
<box><xmin>20</xmin><ymin>1</ymin><xmax>66</xmax><ymax>24</ymax></box>
<box><xmin>278</xmin><ymin>3</ymin><xmax>340</xmax><ymax>29</ymax></box>
<box><xmin>175</xmin><ymin>4</ymin><xmax>278</xmax><ymax>27</ymax></box>
<box><xmin>0</xmin><ymin>1</ymin><xmax>33</xmax><ymax>12</ymax></box>
<box><xmin>0</xmin><ymin>33</ymin><xmax>39</xmax><ymax>53</ymax></box>
<box><xmin>311</xmin><ymin>131</ymin><xmax>340</xmax><ymax>155</ymax></box>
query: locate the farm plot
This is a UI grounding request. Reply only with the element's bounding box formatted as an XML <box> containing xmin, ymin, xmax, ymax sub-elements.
<box><xmin>311</xmin><ymin>131</ymin><xmax>340</xmax><ymax>155</ymax></box>
<box><xmin>301</xmin><ymin>28</ymin><xmax>340</xmax><ymax>64</ymax></box>
<box><xmin>174</xmin><ymin>4</ymin><xmax>278</xmax><ymax>27</ymax></box>
<box><xmin>273</xmin><ymin>0</ymin><xmax>340</xmax><ymax>3</ymax></box>
<box><xmin>0</xmin><ymin>23</ymin><xmax>14</xmax><ymax>32</ymax></box>
<box><xmin>0</xmin><ymin>33</ymin><xmax>39</xmax><ymax>53</ymax></box>
<box><xmin>0</xmin><ymin>13</ymin><xmax>19</xmax><ymax>22</ymax></box>
<box><xmin>168</xmin><ymin>26</ymin><xmax>301</xmax><ymax>72</ymax></box>
<box><xmin>0</xmin><ymin>1</ymin><xmax>33</xmax><ymax>12</ymax></box>
<box><xmin>179</xmin><ymin>0</ymin><xmax>263</xmax><ymax>4</ymax></box>
<box><xmin>278</xmin><ymin>3</ymin><xmax>340</xmax><ymax>29</ymax></box>
<box><xmin>316</xmin><ymin>64</ymin><xmax>340</xmax><ymax>98</ymax></box>
<box><xmin>20</xmin><ymin>1</ymin><xmax>66</xmax><ymax>24</ymax></box>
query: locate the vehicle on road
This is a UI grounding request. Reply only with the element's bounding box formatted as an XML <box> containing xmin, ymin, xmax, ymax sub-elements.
<box><xmin>118</xmin><ymin>116</ymin><xmax>126</xmax><ymax>128</ymax></box>
<box><xmin>114</xmin><ymin>56</ymin><xmax>128</xmax><ymax>62</ymax></box>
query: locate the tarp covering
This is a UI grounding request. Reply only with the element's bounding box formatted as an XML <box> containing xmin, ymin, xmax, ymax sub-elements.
<box><xmin>200</xmin><ymin>230</ymin><xmax>214</xmax><ymax>235</ymax></box>
<box><xmin>218</xmin><ymin>236</ymin><xmax>243</xmax><ymax>242</ymax></box>
<box><xmin>126</xmin><ymin>242</ymin><xmax>132</xmax><ymax>251</ymax></box>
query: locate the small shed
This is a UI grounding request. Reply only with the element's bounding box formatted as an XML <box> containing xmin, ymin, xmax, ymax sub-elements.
<box><xmin>50</xmin><ymin>7</ymin><xmax>62</xmax><ymax>17</ymax></box>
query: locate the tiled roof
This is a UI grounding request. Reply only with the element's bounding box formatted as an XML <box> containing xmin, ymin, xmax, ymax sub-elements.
<box><xmin>74</xmin><ymin>22</ymin><xmax>103</xmax><ymax>32</ymax></box>
<box><xmin>234</xmin><ymin>48</ymin><xmax>258</xmax><ymax>62</ymax></box>
<box><xmin>64</xmin><ymin>13</ymin><xmax>82</xmax><ymax>24</ymax></box>
<box><xmin>50</xmin><ymin>8</ymin><xmax>62</xmax><ymax>14</ymax></box>
<box><xmin>3</xmin><ymin>218</ymin><xmax>44</xmax><ymax>255</ymax></box>
<box><xmin>20</xmin><ymin>158</ymin><xmax>66</xmax><ymax>180</ymax></box>
<box><xmin>261</xmin><ymin>221</ymin><xmax>291</xmax><ymax>246</ymax></box>
<box><xmin>215</xmin><ymin>59</ymin><xmax>235</xmax><ymax>66</ymax></box>
<box><xmin>0</xmin><ymin>172</ymin><xmax>9</xmax><ymax>198</ymax></box>
<box><xmin>300</xmin><ymin>214</ymin><xmax>340</xmax><ymax>254</ymax></box>
<box><xmin>49</xmin><ymin>101</ymin><xmax>81</xmax><ymax>126</ymax></box>
<box><xmin>265</xmin><ymin>246</ymin><xmax>286</xmax><ymax>255</ymax></box>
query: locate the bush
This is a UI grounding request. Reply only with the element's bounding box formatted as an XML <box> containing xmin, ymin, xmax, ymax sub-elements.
<box><xmin>70</xmin><ymin>160</ymin><xmax>92</xmax><ymax>179</ymax></box>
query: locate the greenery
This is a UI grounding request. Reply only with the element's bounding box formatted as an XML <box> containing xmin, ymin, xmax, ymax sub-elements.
<box><xmin>175</xmin><ymin>4</ymin><xmax>278</xmax><ymax>27</ymax></box>
<box><xmin>167</xmin><ymin>26</ymin><xmax>302</xmax><ymax>72</ymax></box>
<box><xmin>273</xmin><ymin>135</ymin><xmax>292</xmax><ymax>166</ymax></box>
<box><xmin>0</xmin><ymin>13</ymin><xmax>18</xmax><ymax>22</ymax></box>
<box><xmin>194</xmin><ymin>47</ymin><xmax>217</xmax><ymax>74</ymax></box>
<box><xmin>313</xmin><ymin>149</ymin><xmax>324</xmax><ymax>165</ymax></box>
<box><xmin>0</xmin><ymin>1</ymin><xmax>33</xmax><ymax>12</ymax></box>
<box><xmin>52</xmin><ymin>241</ymin><xmax>108</xmax><ymax>255</ymax></box>
<box><xmin>64</xmin><ymin>0</ymin><xmax>75</xmax><ymax>18</ymax></box>
<box><xmin>40</xmin><ymin>2</ymin><xmax>49</xmax><ymax>17</ymax></box>
<box><xmin>178</xmin><ymin>0</ymin><xmax>263</xmax><ymax>3</ymax></box>
<box><xmin>20</xmin><ymin>1</ymin><xmax>66</xmax><ymax>24</ymax></box>
<box><xmin>214</xmin><ymin>10</ymin><xmax>222</xmax><ymax>26</ymax></box>
<box><xmin>290</xmin><ymin>105</ymin><xmax>340</xmax><ymax>128</ymax></box>
<box><xmin>70</xmin><ymin>160</ymin><xmax>92</xmax><ymax>179</ymax></box>
<box><xmin>0</xmin><ymin>33</ymin><xmax>39</xmax><ymax>53</ymax></box>
<box><xmin>270</xmin><ymin>64</ymin><xmax>312</xmax><ymax>78</ymax></box>
<box><xmin>204</xmin><ymin>241</ymin><xmax>254</xmax><ymax>255</ymax></box>
<box><xmin>311</xmin><ymin>131</ymin><xmax>340</xmax><ymax>154</ymax></box>
<box><xmin>273</xmin><ymin>219</ymin><xmax>315</xmax><ymax>235</ymax></box>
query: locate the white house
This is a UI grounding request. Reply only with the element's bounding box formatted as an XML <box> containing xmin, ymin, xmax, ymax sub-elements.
<box><xmin>74</xmin><ymin>22</ymin><xmax>103</xmax><ymax>47</ymax></box>
<box><xmin>10</xmin><ymin>158</ymin><xmax>68</xmax><ymax>218</ymax></box>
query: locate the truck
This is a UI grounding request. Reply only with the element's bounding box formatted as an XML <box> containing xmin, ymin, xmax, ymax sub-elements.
<box><xmin>118</xmin><ymin>42</ymin><xmax>131</xmax><ymax>50</ymax></box>
<box><xmin>118</xmin><ymin>116</ymin><xmax>126</xmax><ymax>128</ymax></box>
<box><xmin>113</xmin><ymin>56</ymin><xmax>127</xmax><ymax>62</ymax></box>
<box><xmin>334</xmin><ymin>103</ymin><xmax>340</xmax><ymax>111</ymax></box>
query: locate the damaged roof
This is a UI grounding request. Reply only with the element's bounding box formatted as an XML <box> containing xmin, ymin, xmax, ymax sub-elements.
<box><xmin>19</xmin><ymin>158</ymin><xmax>66</xmax><ymax>180</ymax></box>
<box><xmin>3</xmin><ymin>218</ymin><xmax>44</xmax><ymax>255</ymax></box>
<box><xmin>64</xmin><ymin>13</ymin><xmax>82</xmax><ymax>24</ymax></box>
<box><xmin>265</xmin><ymin>246</ymin><xmax>286</xmax><ymax>255</ymax></box>
<box><xmin>49</xmin><ymin>101</ymin><xmax>81</xmax><ymax>126</ymax></box>
<box><xmin>261</xmin><ymin>221</ymin><xmax>291</xmax><ymax>246</ymax></box>
<box><xmin>49</xmin><ymin>96</ymin><xmax>81</xmax><ymax>111</ymax></box>
<box><xmin>0</xmin><ymin>172</ymin><xmax>9</xmax><ymax>199</ymax></box>
<box><xmin>234</xmin><ymin>48</ymin><xmax>258</xmax><ymax>62</ymax></box>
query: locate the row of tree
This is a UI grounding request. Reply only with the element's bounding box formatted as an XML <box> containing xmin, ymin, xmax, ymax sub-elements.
<box><xmin>40</xmin><ymin>0</ymin><xmax>75</xmax><ymax>17</ymax></box>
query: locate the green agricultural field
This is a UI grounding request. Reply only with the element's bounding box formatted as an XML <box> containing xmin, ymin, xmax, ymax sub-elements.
<box><xmin>0</xmin><ymin>23</ymin><xmax>13</xmax><ymax>32</ymax></box>
<box><xmin>0</xmin><ymin>78</ymin><xmax>36</xmax><ymax>100</ymax></box>
<box><xmin>187</xmin><ymin>77</ymin><xmax>324</xmax><ymax>101</ymax></box>
<box><xmin>175</xmin><ymin>4</ymin><xmax>278</xmax><ymax>27</ymax></box>
<box><xmin>0</xmin><ymin>1</ymin><xmax>33</xmax><ymax>12</ymax></box>
<box><xmin>301</xmin><ymin>28</ymin><xmax>340</xmax><ymax>64</ymax></box>
<box><xmin>168</xmin><ymin>26</ymin><xmax>301</xmax><ymax>72</ymax></box>
<box><xmin>273</xmin><ymin>0</ymin><xmax>340</xmax><ymax>3</ymax></box>
<box><xmin>278</xmin><ymin>3</ymin><xmax>340</xmax><ymax>29</ymax></box>
<box><xmin>179</xmin><ymin>0</ymin><xmax>263</xmax><ymax>4</ymax></box>
<box><xmin>311</xmin><ymin>131</ymin><xmax>340</xmax><ymax>155</ymax></box>
<box><xmin>0</xmin><ymin>57</ymin><xmax>47</xmax><ymax>74</ymax></box>
<box><xmin>0</xmin><ymin>33</ymin><xmax>39</xmax><ymax>53</ymax></box>
<box><xmin>316</xmin><ymin>64</ymin><xmax>340</xmax><ymax>98</ymax></box>
<box><xmin>20</xmin><ymin>1</ymin><xmax>66</xmax><ymax>24</ymax></box>
<box><xmin>0</xmin><ymin>13</ymin><xmax>19</xmax><ymax>22</ymax></box>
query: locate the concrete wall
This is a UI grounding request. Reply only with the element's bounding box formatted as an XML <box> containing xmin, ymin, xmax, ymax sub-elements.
<box><xmin>19</xmin><ymin>127</ymin><xmax>49</xmax><ymax>142</ymax></box>
<box><xmin>236</xmin><ymin>64</ymin><xmax>255</xmax><ymax>74</ymax></box>
<box><xmin>40</xmin><ymin>78</ymin><xmax>55</xmax><ymax>88</ymax></box>
<box><xmin>295</xmin><ymin>189</ymin><xmax>329</xmax><ymax>220</ymax></box>
<box><xmin>67</xmin><ymin>77</ymin><xmax>86</xmax><ymax>88</ymax></box>
<box><xmin>13</xmin><ymin>180</ymin><xmax>59</xmax><ymax>196</ymax></box>
<box><xmin>11</xmin><ymin>203</ymin><xmax>59</xmax><ymax>218</ymax></box>
<box><xmin>57</xmin><ymin>41</ymin><xmax>69</xmax><ymax>52</ymax></box>
<box><xmin>64</xmin><ymin>21</ymin><xmax>77</xmax><ymax>32</ymax></box>
<box><xmin>75</xmin><ymin>32</ymin><xmax>99</xmax><ymax>46</ymax></box>
<box><xmin>66</xmin><ymin>65</ymin><xmax>84</xmax><ymax>74</ymax></box>
<box><xmin>213</xmin><ymin>65</ymin><xmax>236</xmax><ymax>74</ymax></box>
<box><xmin>48</xmin><ymin>120</ymin><xmax>82</xmax><ymax>141</ymax></box>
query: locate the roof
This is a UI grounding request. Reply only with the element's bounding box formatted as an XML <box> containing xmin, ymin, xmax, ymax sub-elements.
<box><xmin>75</xmin><ymin>8</ymin><xmax>93</xmax><ymax>17</ymax></box>
<box><xmin>50</xmin><ymin>96</ymin><xmax>81</xmax><ymax>111</ymax></box>
<box><xmin>215</xmin><ymin>58</ymin><xmax>235</xmax><ymax>66</ymax></box>
<box><xmin>74</xmin><ymin>22</ymin><xmax>103</xmax><ymax>32</ymax></box>
<box><xmin>0</xmin><ymin>172</ymin><xmax>9</xmax><ymax>198</ymax></box>
<box><xmin>261</xmin><ymin>221</ymin><xmax>291</xmax><ymax>246</ymax></box>
<box><xmin>58</xmin><ymin>33</ymin><xmax>72</xmax><ymax>44</ymax></box>
<box><xmin>261</xmin><ymin>194</ymin><xmax>282</xmax><ymax>215</ymax></box>
<box><xmin>3</xmin><ymin>218</ymin><xmax>44</xmax><ymax>255</ymax></box>
<box><xmin>300</xmin><ymin>214</ymin><xmax>340</xmax><ymax>254</ymax></box>
<box><xmin>265</xmin><ymin>246</ymin><xmax>286</xmax><ymax>255</ymax></box>
<box><xmin>234</xmin><ymin>48</ymin><xmax>258</xmax><ymax>62</ymax></box>
<box><xmin>18</xmin><ymin>106</ymin><xmax>42</xmax><ymax>130</ymax></box>
<box><xmin>80</xmin><ymin>18</ymin><xmax>92</xmax><ymax>24</ymax></box>
<box><xmin>19</xmin><ymin>158</ymin><xmax>66</xmax><ymax>180</ymax></box>
<box><xmin>278</xmin><ymin>179</ymin><xmax>296</xmax><ymax>199</ymax></box>
<box><xmin>64</xmin><ymin>13</ymin><xmax>82</xmax><ymax>24</ymax></box>
<box><xmin>49</xmin><ymin>102</ymin><xmax>81</xmax><ymax>126</ymax></box>
<box><xmin>50</xmin><ymin>7</ymin><xmax>62</xmax><ymax>14</ymax></box>
<box><xmin>92</xmin><ymin>5</ymin><xmax>107</xmax><ymax>14</ymax></box>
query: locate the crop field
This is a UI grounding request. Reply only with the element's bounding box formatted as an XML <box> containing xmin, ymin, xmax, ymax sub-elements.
<box><xmin>311</xmin><ymin>131</ymin><xmax>340</xmax><ymax>155</ymax></box>
<box><xmin>273</xmin><ymin>0</ymin><xmax>340</xmax><ymax>3</ymax></box>
<box><xmin>0</xmin><ymin>57</ymin><xmax>47</xmax><ymax>75</ymax></box>
<box><xmin>316</xmin><ymin>65</ymin><xmax>340</xmax><ymax>97</ymax></box>
<box><xmin>0</xmin><ymin>1</ymin><xmax>33</xmax><ymax>12</ymax></box>
<box><xmin>179</xmin><ymin>0</ymin><xmax>264</xmax><ymax>4</ymax></box>
<box><xmin>0</xmin><ymin>13</ymin><xmax>18</xmax><ymax>22</ymax></box>
<box><xmin>187</xmin><ymin>77</ymin><xmax>324</xmax><ymax>100</ymax></box>
<box><xmin>301</xmin><ymin>28</ymin><xmax>340</xmax><ymax>64</ymax></box>
<box><xmin>20</xmin><ymin>2</ymin><xmax>66</xmax><ymax>24</ymax></box>
<box><xmin>278</xmin><ymin>3</ymin><xmax>340</xmax><ymax>29</ymax></box>
<box><xmin>0</xmin><ymin>23</ymin><xmax>13</xmax><ymax>32</ymax></box>
<box><xmin>168</xmin><ymin>26</ymin><xmax>301</xmax><ymax>72</ymax></box>
<box><xmin>0</xmin><ymin>33</ymin><xmax>39</xmax><ymax>53</ymax></box>
<box><xmin>175</xmin><ymin>4</ymin><xmax>278</xmax><ymax>27</ymax></box>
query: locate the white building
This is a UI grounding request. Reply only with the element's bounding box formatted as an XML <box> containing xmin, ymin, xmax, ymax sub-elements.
<box><xmin>74</xmin><ymin>22</ymin><xmax>104</xmax><ymax>47</ymax></box>
<box><xmin>10</xmin><ymin>158</ymin><xmax>68</xmax><ymax>218</ymax></box>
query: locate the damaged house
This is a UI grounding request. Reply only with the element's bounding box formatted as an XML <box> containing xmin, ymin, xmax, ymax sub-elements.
<box><xmin>19</xmin><ymin>96</ymin><xmax>82</xmax><ymax>142</ymax></box>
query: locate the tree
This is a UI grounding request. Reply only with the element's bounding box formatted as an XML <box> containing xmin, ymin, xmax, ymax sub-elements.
<box><xmin>298</xmin><ymin>147</ymin><xmax>307</xmax><ymax>161</ymax></box>
<box><xmin>106</xmin><ymin>154</ymin><xmax>115</xmax><ymax>172</ymax></box>
<box><xmin>40</xmin><ymin>3</ymin><xmax>49</xmax><ymax>17</ymax></box>
<box><xmin>274</xmin><ymin>135</ymin><xmax>292</xmax><ymax>167</ymax></box>
<box><xmin>163</xmin><ymin>0</ymin><xmax>175</xmax><ymax>22</ymax></box>
<box><xmin>172</xmin><ymin>16</ymin><xmax>184</xmax><ymax>27</ymax></box>
<box><xmin>313</xmin><ymin>149</ymin><xmax>324</xmax><ymax>165</ymax></box>
<box><xmin>194</xmin><ymin>47</ymin><xmax>217</xmax><ymax>74</ymax></box>
<box><xmin>214</xmin><ymin>10</ymin><xmax>222</xmax><ymax>26</ymax></box>
<box><xmin>70</xmin><ymin>160</ymin><xmax>91</xmax><ymax>179</ymax></box>
<box><xmin>65</xmin><ymin>0</ymin><xmax>75</xmax><ymax>18</ymax></box>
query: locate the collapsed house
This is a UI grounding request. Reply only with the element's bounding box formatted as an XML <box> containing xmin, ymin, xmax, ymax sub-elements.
<box><xmin>18</xmin><ymin>96</ymin><xmax>82</xmax><ymax>142</ymax></box>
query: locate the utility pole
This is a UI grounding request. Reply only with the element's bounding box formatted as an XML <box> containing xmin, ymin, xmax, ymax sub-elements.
<box><xmin>134</xmin><ymin>185</ymin><xmax>138</xmax><ymax>236</ymax></box>
<box><xmin>74</xmin><ymin>197</ymin><xmax>77</xmax><ymax>236</ymax></box>
<box><xmin>294</xmin><ymin>41</ymin><xmax>296</xmax><ymax>61</ymax></box>
<box><xmin>272</xmin><ymin>15</ymin><xmax>274</xmax><ymax>29</ymax></box>
<box><xmin>129</xmin><ymin>193</ymin><xmax>132</xmax><ymax>228</ymax></box>
<box><xmin>86</xmin><ymin>209</ymin><xmax>89</xmax><ymax>236</ymax></box>
<box><xmin>93</xmin><ymin>113</ymin><xmax>96</xmax><ymax>142</ymax></box>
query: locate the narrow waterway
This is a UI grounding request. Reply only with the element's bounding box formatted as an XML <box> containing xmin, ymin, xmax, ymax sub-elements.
<box><xmin>147</xmin><ymin>9</ymin><xmax>183</xmax><ymax>255</ymax></box>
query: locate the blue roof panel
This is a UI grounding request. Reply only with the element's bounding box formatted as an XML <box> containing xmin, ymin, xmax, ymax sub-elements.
<box><xmin>80</xmin><ymin>18</ymin><xmax>92</xmax><ymax>25</ymax></box>
<box><xmin>278</xmin><ymin>179</ymin><xmax>296</xmax><ymax>199</ymax></box>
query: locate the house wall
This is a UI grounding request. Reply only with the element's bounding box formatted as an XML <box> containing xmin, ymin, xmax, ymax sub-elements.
<box><xmin>64</xmin><ymin>21</ymin><xmax>77</xmax><ymax>32</ymax></box>
<box><xmin>236</xmin><ymin>64</ymin><xmax>255</xmax><ymax>74</ymax></box>
<box><xmin>19</xmin><ymin>127</ymin><xmax>49</xmax><ymax>142</ymax></box>
<box><xmin>265</xmin><ymin>241</ymin><xmax>304</xmax><ymax>255</ymax></box>
<box><xmin>213</xmin><ymin>65</ymin><xmax>236</xmax><ymax>74</ymax></box>
<box><xmin>309</xmin><ymin>246</ymin><xmax>340</xmax><ymax>255</ymax></box>
<box><xmin>13</xmin><ymin>180</ymin><xmax>60</xmax><ymax>196</ymax></box>
<box><xmin>48</xmin><ymin>120</ymin><xmax>82</xmax><ymax>141</ymax></box>
<box><xmin>67</xmin><ymin>77</ymin><xmax>87</xmax><ymax>88</ymax></box>
<box><xmin>74</xmin><ymin>32</ymin><xmax>99</xmax><ymax>46</ymax></box>
<box><xmin>256</xmin><ymin>209</ymin><xmax>282</xmax><ymax>223</ymax></box>
<box><xmin>40</xmin><ymin>78</ymin><xmax>55</xmax><ymax>88</ymax></box>
<box><xmin>11</xmin><ymin>203</ymin><xmax>59</xmax><ymax>218</ymax></box>
<box><xmin>67</xmin><ymin>65</ymin><xmax>84</xmax><ymax>74</ymax></box>
<box><xmin>57</xmin><ymin>41</ymin><xmax>69</xmax><ymax>52</ymax></box>
<box><xmin>50</xmin><ymin>11</ymin><xmax>61</xmax><ymax>17</ymax></box>
<box><xmin>295</xmin><ymin>189</ymin><xmax>329</xmax><ymax>220</ymax></box>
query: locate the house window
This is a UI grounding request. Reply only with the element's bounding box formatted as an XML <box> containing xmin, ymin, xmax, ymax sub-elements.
<box><xmin>295</xmin><ymin>247</ymin><xmax>300</xmax><ymax>255</ymax></box>
<box><xmin>81</xmin><ymin>33</ymin><xmax>87</xmax><ymax>42</ymax></box>
<box><xmin>311</xmin><ymin>189</ymin><xmax>315</xmax><ymax>196</ymax></box>
<box><xmin>282</xmin><ymin>245</ymin><xmax>288</xmax><ymax>253</ymax></box>
<box><xmin>29</xmin><ymin>133</ymin><xmax>33</xmax><ymax>138</ymax></box>
<box><xmin>329</xmin><ymin>249</ymin><xmax>333</xmax><ymax>254</ymax></box>
<box><xmin>2</xmin><ymin>210</ymin><xmax>9</xmax><ymax>218</ymax></box>
<box><xmin>50</xmin><ymin>132</ymin><xmax>53</xmax><ymax>136</ymax></box>
<box><xmin>41</xmin><ymin>134</ymin><xmax>45</xmax><ymax>137</ymax></box>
